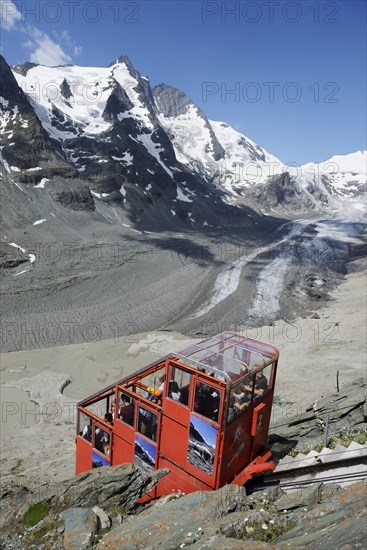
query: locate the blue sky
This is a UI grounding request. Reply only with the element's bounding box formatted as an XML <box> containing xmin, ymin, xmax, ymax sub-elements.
<box><xmin>191</xmin><ymin>414</ymin><xmax>217</xmax><ymax>447</ymax></box>
<box><xmin>1</xmin><ymin>0</ymin><xmax>365</xmax><ymax>163</ymax></box>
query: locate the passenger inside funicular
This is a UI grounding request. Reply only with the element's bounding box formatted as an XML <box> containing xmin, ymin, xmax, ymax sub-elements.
<box><xmin>158</xmin><ymin>373</ymin><xmax>166</xmax><ymax>391</ymax></box>
<box><xmin>168</xmin><ymin>380</ymin><xmax>181</xmax><ymax>401</ymax></box>
<box><xmin>146</xmin><ymin>386</ymin><xmax>163</xmax><ymax>407</ymax></box>
<box><xmin>194</xmin><ymin>379</ymin><xmax>220</xmax><ymax>422</ymax></box>
<box><xmin>82</xmin><ymin>418</ymin><xmax>92</xmax><ymax>442</ymax></box>
<box><xmin>241</xmin><ymin>365</ymin><xmax>269</xmax><ymax>398</ymax></box>
<box><xmin>94</xmin><ymin>425</ymin><xmax>110</xmax><ymax>456</ymax></box>
<box><xmin>227</xmin><ymin>363</ymin><xmax>270</xmax><ymax>420</ymax></box>
<box><xmin>119</xmin><ymin>394</ymin><xmax>135</xmax><ymax>425</ymax></box>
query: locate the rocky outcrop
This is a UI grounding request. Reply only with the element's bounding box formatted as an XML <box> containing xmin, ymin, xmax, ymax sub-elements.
<box><xmin>244</xmin><ymin>171</ymin><xmax>331</xmax><ymax>214</ymax></box>
<box><xmin>61</xmin><ymin>507</ymin><xmax>99</xmax><ymax>549</ymax></box>
<box><xmin>49</xmin><ymin>178</ymin><xmax>96</xmax><ymax>211</ymax></box>
<box><xmin>0</xmin><ymin>242</ymin><xmax>29</xmax><ymax>269</ymax></box>
<box><xmin>270</xmin><ymin>378</ymin><xmax>367</xmax><ymax>454</ymax></box>
<box><xmin>1</xmin><ymin>458</ymin><xmax>365</xmax><ymax>549</ymax></box>
<box><xmin>97</xmin><ymin>480</ymin><xmax>366</xmax><ymax>549</ymax></box>
<box><xmin>98</xmin><ymin>484</ymin><xmax>268</xmax><ymax>549</ymax></box>
<box><xmin>277</xmin><ymin>481</ymin><xmax>366</xmax><ymax>548</ymax></box>
<box><xmin>0</xmin><ymin>463</ymin><xmax>168</xmax><ymax>533</ymax></box>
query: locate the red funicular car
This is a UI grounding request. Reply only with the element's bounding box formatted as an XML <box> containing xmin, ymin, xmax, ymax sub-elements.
<box><xmin>76</xmin><ymin>332</ymin><xmax>279</xmax><ymax>497</ymax></box>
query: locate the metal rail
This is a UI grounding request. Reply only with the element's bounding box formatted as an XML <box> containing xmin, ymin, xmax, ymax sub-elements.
<box><xmin>248</xmin><ymin>451</ymin><xmax>367</xmax><ymax>493</ymax></box>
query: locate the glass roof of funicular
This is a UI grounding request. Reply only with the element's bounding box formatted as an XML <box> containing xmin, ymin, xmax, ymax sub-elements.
<box><xmin>78</xmin><ymin>332</ymin><xmax>279</xmax><ymax>407</ymax></box>
<box><xmin>175</xmin><ymin>331</ymin><xmax>278</xmax><ymax>384</ymax></box>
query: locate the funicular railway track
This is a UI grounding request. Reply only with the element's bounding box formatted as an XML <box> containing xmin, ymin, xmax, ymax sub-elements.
<box><xmin>248</xmin><ymin>445</ymin><xmax>367</xmax><ymax>493</ymax></box>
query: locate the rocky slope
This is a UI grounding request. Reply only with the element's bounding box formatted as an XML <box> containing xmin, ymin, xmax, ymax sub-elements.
<box><xmin>1</xmin><ymin>463</ymin><xmax>365</xmax><ymax>549</ymax></box>
<box><xmin>1</xmin><ymin>378</ymin><xmax>365</xmax><ymax>549</ymax></box>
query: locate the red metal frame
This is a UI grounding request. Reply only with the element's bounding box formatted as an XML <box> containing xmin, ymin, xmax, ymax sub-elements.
<box><xmin>76</xmin><ymin>332</ymin><xmax>279</xmax><ymax>497</ymax></box>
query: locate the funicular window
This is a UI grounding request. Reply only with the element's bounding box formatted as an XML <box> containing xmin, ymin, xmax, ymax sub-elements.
<box><xmin>94</xmin><ymin>425</ymin><xmax>110</xmax><ymax>456</ymax></box>
<box><xmin>228</xmin><ymin>378</ymin><xmax>252</xmax><ymax>421</ymax></box>
<box><xmin>138</xmin><ymin>406</ymin><xmax>158</xmax><ymax>442</ymax></box>
<box><xmin>168</xmin><ymin>365</ymin><xmax>192</xmax><ymax>406</ymax></box>
<box><xmin>248</xmin><ymin>352</ymin><xmax>266</xmax><ymax>372</ymax></box>
<box><xmin>135</xmin><ymin>433</ymin><xmax>157</xmax><ymax>473</ymax></box>
<box><xmin>227</xmin><ymin>363</ymin><xmax>273</xmax><ymax>422</ymax></box>
<box><xmin>117</xmin><ymin>390</ymin><xmax>136</xmax><ymax>427</ymax></box>
<box><xmin>78</xmin><ymin>411</ymin><xmax>92</xmax><ymax>443</ymax></box>
<box><xmin>194</xmin><ymin>381</ymin><xmax>222</xmax><ymax>424</ymax></box>
<box><xmin>187</xmin><ymin>413</ymin><xmax>218</xmax><ymax>476</ymax></box>
<box><xmin>85</xmin><ymin>393</ymin><xmax>114</xmax><ymax>424</ymax></box>
<box><xmin>135</xmin><ymin>368</ymin><xmax>166</xmax><ymax>399</ymax></box>
<box><xmin>251</xmin><ymin>363</ymin><xmax>273</xmax><ymax>401</ymax></box>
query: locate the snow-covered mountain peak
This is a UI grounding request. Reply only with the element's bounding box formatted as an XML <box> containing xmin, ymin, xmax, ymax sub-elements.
<box><xmin>109</xmin><ymin>54</ymin><xmax>136</xmax><ymax>74</ymax></box>
<box><xmin>13</xmin><ymin>64</ymin><xmax>115</xmax><ymax>139</ymax></box>
<box><xmin>153</xmin><ymin>85</ymin><xmax>283</xmax><ymax>193</ymax></box>
<box><xmin>320</xmin><ymin>150</ymin><xmax>366</xmax><ymax>175</ymax></box>
<box><xmin>1</xmin><ymin>53</ymin><xmax>365</xmax><ymax>225</ymax></box>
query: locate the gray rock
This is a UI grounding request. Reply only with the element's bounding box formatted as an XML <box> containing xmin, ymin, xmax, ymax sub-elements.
<box><xmin>0</xmin><ymin>242</ymin><xmax>29</xmax><ymax>269</ymax></box>
<box><xmin>277</xmin><ymin>481</ymin><xmax>366</xmax><ymax>548</ymax></box>
<box><xmin>270</xmin><ymin>378</ymin><xmax>367</xmax><ymax>450</ymax></box>
<box><xmin>61</xmin><ymin>507</ymin><xmax>98</xmax><ymax>549</ymax></box>
<box><xmin>49</xmin><ymin>178</ymin><xmax>95</xmax><ymax>211</ymax></box>
<box><xmin>310</xmin><ymin>312</ymin><xmax>321</xmax><ymax>319</ymax></box>
<box><xmin>98</xmin><ymin>484</ymin><xmax>251</xmax><ymax>549</ymax></box>
<box><xmin>274</xmin><ymin>483</ymin><xmax>323</xmax><ymax>511</ymax></box>
<box><xmin>1</xmin><ymin>464</ymin><xmax>168</xmax><ymax>532</ymax></box>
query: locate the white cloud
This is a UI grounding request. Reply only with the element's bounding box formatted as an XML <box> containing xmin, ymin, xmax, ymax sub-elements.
<box><xmin>1</xmin><ymin>1</ymin><xmax>81</xmax><ymax>67</ymax></box>
<box><xmin>28</xmin><ymin>28</ymin><xmax>72</xmax><ymax>66</ymax></box>
<box><xmin>61</xmin><ymin>29</ymin><xmax>71</xmax><ymax>42</ymax></box>
<box><xmin>1</xmin><ymin>0</ymin><xmax>21</xmax><ymax>30</ymax></box>
<box><xmin>23</xmin><ymin>39</ymin><xmax>33</xmax><ymax>49</ymax></box>
<box><xmin>51</xmin><ymin>28</ymin><xmax>84</xmax><ymax>59</ymax></box>
<box><xmin>73</xmin><ymin>45</ymin><xmax>83</xmax><ymax>57</ymax></box>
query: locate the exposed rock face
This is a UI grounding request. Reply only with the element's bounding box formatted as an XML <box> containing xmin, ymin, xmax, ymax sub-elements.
<box><xmin>277</xmin><ymin>481</ymin><xmax>367</xmax><ymax>548</ymax></box>
<box><xmin>60</xmin><ymin>78</ymin><xmax>73</xmax><ymax>101</ymax></box>
<box><xmin>245</xmin><ymin>171</ymin><xmax>326</xmax><ymax>213</ymax></box>
<box><xmin>0</xmin><ymin>242</ymin><xmax>29</xmax><ymax>269</ymax></box>
<box><xmin>61</xmin><ymin>507</ymin><xmax>99</xmax><ymax>549</ymax></box>
<box><xmin>98</xmin><ymin>484</ymin><xmax>255</xmax><ymax>549</ymax></box>
<box><xmin>0</xmin><ymin>55</ymin><xmax>73</xmax><ymax>179</ymax></box>
<box><xmin>0</xmin><ymin>463</ymin><xmax>168</xmax><ymax>532</ymax></box>
<box><xmin>153</xmin><ymin>83</ymin><xmax>225</xmax><ymax>161</ymax></box>
<box><xmin>270</xmin><ymin>378</ymin><xmax>367</xmax><ymax>453</ymax></box>
<box><xmin>97</xmin><ymin>481</ymin><xmax>367</xmax><ymax>549</ymax></box>
<box><xmin>49</xmin><ymin>178</ymin><xmax>95</xmax><ymax>211</ymax></box>
<box><xmin>1</xmin><ymin>456</ymin><xmax>366</xmax><ymax>549</ymax></box>
<box><xmin>12</xmin><ymin>61</ymin><xmax>39</xmax><ymax>76</ymax></box>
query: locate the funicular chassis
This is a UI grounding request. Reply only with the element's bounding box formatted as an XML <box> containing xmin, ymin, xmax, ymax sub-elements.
<box><xmin>76</xmin><ymin>332</ymin><xmax>279</xmax><ymax>497</ymax></box>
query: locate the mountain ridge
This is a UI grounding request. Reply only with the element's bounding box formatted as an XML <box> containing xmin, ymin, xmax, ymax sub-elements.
<box><xmin>1</xmin><ymin>53</ymin><xmax>365</xmax><ymax>232</ymax></box>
